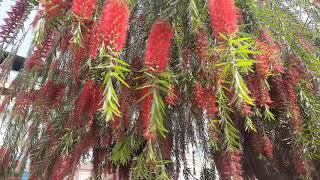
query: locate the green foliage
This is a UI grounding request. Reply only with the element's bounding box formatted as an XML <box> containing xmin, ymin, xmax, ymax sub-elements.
<box><xmin>297</xmin><ymin>84</ymin><xmax>320</xmax><ymax>160</ymax></box>
<box><xmin>139</xmin><ymin>71</ymin><xmax>172</xmax><ymax>138</ymax></box>
<box><xmin>93</xmin><ymin>43</ymin><xmax>131</xmax><ymax>122</ymax></box>
<box><xmin>216</xmin><ymin>84</ymin><xmax>239</xmax><ymax>150</ymax></box>
<box><xmin>110</xmin><ymin>138</ymin><xmax>132</xmax><ymax>165</ymax></box>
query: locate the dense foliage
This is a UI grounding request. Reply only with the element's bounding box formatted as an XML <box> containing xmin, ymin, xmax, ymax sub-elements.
<box><xmin>0</xmin><ymin>0</ymin><xmax>319</xmax><ymax>179</ymax></box>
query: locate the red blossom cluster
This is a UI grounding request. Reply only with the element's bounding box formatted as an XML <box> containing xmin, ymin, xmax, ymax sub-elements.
<box><xmin>71</xmin><ymin>0</ymin><xmax>97</xmax><ymax>19</ymax></box>
<box><xmin>111</xmin><ymin>85</ymin><xmax>135</xmax><ymax>140</ymax></box>
<box><xmin>41</xmin><ymin>0</ymin><xmax>70</xmax><ymax>20</ymax></box>
<box><xmin>246</xmin><ymin>74</ymin><xmax>272</xmax><ymax>107</ymax></box>
<box><xmin>208</xmin><ymin>0</ymin><xmax>238</xmax><ymax>40</ymax></box>
<box><xmin>291</xmin><ymin>151</ymin><xmax>309</xmax><ymax>175</ymax></box>
<box><xmin>67</xmin><ymin>80</ymin><xmax>103</xmax><ymax>129</ymax></box>
<box><xmin>269</xmin><ymin>77</ymin><xmax>287</xmax><ymax>109</ymax></box>
<box><xmin>239</xmin><ymin>103</ymin><xmax>253</xmax><ymax>117</ymax></box>
<box><xmin>25</xmin><ymin>31</ymin><xmax>56</xmax><ymax>70</ymax></box>
<box><xmin>250</xmin><ymin>133</ymin><xmax>273</xmax><ymax>158</ymax></box>
<box><xmin>97</xmin><ymin>0</ymin><xmax>129</xmax><ymax>51</ymax></box>
<box><xmin>283</xmin><ymin>75</ymin><xmax>302</xmax><ymax>132</ymax></box>
<box><xmin>165</xmin><ymin>85</ymin><xmax>179</xmax><ymax>106</ymax></box>
<box><xmin>0</xmin><ymin>0</ymin><xmax>29</xmax><ymax>43</ymax></box>
<box><xmin>255</xmin><ymin>40</ymin><xmax>273</xmax><ymax>78</ymax></box>
<box><xmin>12</xmin><ymin>91</ymin><xmax>35</xmax><ymax>117</ymax></box>
<box><xmin>140</xmin><ymin>87</ymin><xmax>155</xmax><ymax>140</ymax></box>
<box><xmin>220</xmin><ymin>150</ymin><xmax>243</xmax><ymax>180</ymax></box>
<box><xmin>196</xmin><ymin>30</ymin><xmax>209</xmax><ymax>64</ymax></box>
<box><xmin>297</xmin><ymin>35</ymin><xmax>316</xmax><ymax>53</ymax></box>
<box><xmin>161</xmin><ymin>136</ymin><xmax>173</xmax><ymax>161</ymax></box>
<box><xmin>40</xmin><ymin>80</ymin><xmax>66</xmax><ymax>108</ymax></box>
<box><xmin>50</xmin><ymin>155</ymin><xmax>72</xmax><ymax>180</ymax></box>
<box><xmin>258</xmin><ymin>30</ymin><xmax>284</xmax><ymax>74</ymax></box>
<box><xmin>193</xmin><ymin>82</ymin><xmax>218</xmax><ymax>116</ymax></box>
<box><xmin>144</xmin><ymin>21</ymin><xmax>174</xmax><ymax>72</ymax></box>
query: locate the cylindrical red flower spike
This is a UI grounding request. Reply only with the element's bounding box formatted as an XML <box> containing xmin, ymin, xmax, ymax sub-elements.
<box><xmin>71</xmin><ymin>0</ymin><xmax>97</xmax><ymax>19</ymax></box>
<box><xmin>250</xmin><ymin>133</ymin><xmax>273</xmax><ymax>158</ymax></box>
<box><xmin>97</xmin><ymin>0</ymin><xmax>129</xmax><ymax>51</ymax></box>
<box><xmin>144</xmin><ymin>20</ymin><xmax>174</xmax><ymax>72</ymax></box>
<box><xmin>208</xmin><ymin>0</ymin><xmax>238</xmax><ymax>40</ymax></box>
<box><xmin>193</xmin><ymin>82</ymin><xmax>218</xmax><ymax>116</ymax></box>
<box><xmin>25</xmin><ymin>31</ymin><xmax>56</xmax><ymax>70</ymax></box>
<box><xmin>196</xmin><ymin>30</ymin><xmax>209</xmax><ymax>64</ymax></box>
<box><xmin>140</xmin><ymin>87</ymin><xmax>155</xmax><ymax>140</ymax></box>
<box><xmin>220</xmin><ymin>150</ymin><xmax>243</xmax><ymax>180</ymax></box>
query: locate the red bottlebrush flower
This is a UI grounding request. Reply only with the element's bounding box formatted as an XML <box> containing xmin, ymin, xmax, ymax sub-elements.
<box><xmin>220</xmin><ymin>150</ymin><xmax>243</xmax><ymax>180</ymax></box>
<box><xmin>291</xmin><ymin>151</ymin><xmax>309</xmax><ymax>175</ymax></box>
<box><xmin>193</xmin><ymin>82</ymin><xmax>218</xmax><ymax>116</ymax></box>
<box><xmin>297</xmin><ymin>35</ymin><xmax>316</xmax><ymax>53</ymax></box>
<box><xmin>41</xmin><ymin>0</ymin><xmax>70</xmax><ymax>20</ymax></box>
<box><xmin>255</xmin><ymin>40</ymin><xmax>273</xmax><ymax>79</ymax></box>
<box><xmin>140</xmin><ymin>87</ymin><xmax>156</xmax><ymax>140</ymax></box>
<box><xmin>12</xmin><ymin>91</ymin><xmax>34</xmax><ymax>117</ymax></box>
<box><xmin>259</xmin><ymin>29</ymin><xmax>274</xmax><ymax>44</ymax></box>
<box><xmin>246</xmin><ymin>74</ymin><xmax>272</xmax><ymax>107</ymax></box>
<box><xmin>239</xmin><ymin>103</ymin><xmax>253</xmax><ymax>116</ymax></box>
<box><xmin>68</xmin><ymin>80</ymin><xmax>102</xmax><ymax>129</ymax></box>
<box><xmin>208</xmin><ymin>0</ymin><xmax>238</xmax><ymax>40</ymax></box>
<box><xmin>97</xmin><ymin>0</ymin><xmax>129</xmax><ymax>51</ymax></box>
<box><xmin>69</xmin><ymin>128</ymin><xmax>100</xmax><ymax>170</ymax></box>
<box><xmin>40</xmin><ymin>80</ymin><xmax>66</xmax><ymax>108</ymax></box>
<box><xmin>25</xmin><ymin>31</ymin><xmax>56</xmax><ymax>71</ymax></box>
<box><xmin>196</xmin><ymin>30</ymin><xmax>209</xmax><ymax>64</ymax></box>
<box><xmin>250</xmin><ymin>133</ymin><xmax>273</xmax><ymax>158</ymax></box>
<box><xmin>144</xmin><ymin>20</ymin><xmax>174</xmax><ymax>72</ymax></box>
<box><xmin>111</xmin><ymin>85</ymin><xmax>135</xmax><ymax>140</ymax></box>
<box><xmin>165</xmin><ymin>85</ymin><xmax>179</xmax><ymax>106</ymax></box>
<box><xmin>0</xmin><ymin>0</ymin><xmax>30</xmax><ymax>43</ymax></box>
<box><xmin>269</xmin><ymin>77</ymin><xmax>288</xmax><ymax>109</ymax></box>
<box><xmin>160</xmin><ymin>136</ymin><xmax>173</xmax><ymax>160</ymax></box>
<box><xmin>71</xmin><ymin>0</ymin><xmax>97</xmax><ymax>19</ymax></box>
<box><xmin>50</xmin><ymin>155</ymin><xmax>72</xmax><ymax>180</ymax></box>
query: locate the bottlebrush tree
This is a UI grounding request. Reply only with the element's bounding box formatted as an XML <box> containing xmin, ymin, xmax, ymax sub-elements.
<box><xmin>0</xmin><ymin>0</ymin><xmax>319</xmax><ymax>179</ymax></box>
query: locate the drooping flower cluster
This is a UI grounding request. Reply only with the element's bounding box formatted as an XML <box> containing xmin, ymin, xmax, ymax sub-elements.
<box><xmin>39</xmin><ymin>80</ymin><xmax>66</xmax><ymax>108</ymax></box>
<box><xmin>196</xmin><ymin>30</ymin><xmax>209</xmax><ymax>64</ymax></box>
<box><xmin>208</xmin><ymin>0</ymin><xmax>238</xmax><ymax>40</ymax></box>
<box><xmin>165</xmin><ymin>85</ymin><xmax>179</xmax><ymax>106</ymax></box>
<box><xmin>25</xmin><ymin>31</ymin><xmax>56</xmax><ymax>70</ymax></box>
<box><xmin>246</xmin><ymin>74</ymin><xmax>272</xmax><ymax>107</ymax></box>
<box><xmin>97</xmin><ymin>0</ymin><xmax>129</xmax><ymax>52</ymax></box>
<box><xmin>144</xmin><ymin>20</ymin><xmax>174</xmax><ymax>72</ymax></box>
<box><xmin>250</xmin><ymin>133</ymin><xmax>273</xmax><ymax>158</ymax></box>
<box><xmin>67</xmin><ymin>80</ymin><xmax>103</xmax><ymax>129</ymax></box>
<box><xmin>220</xmin><ymin>150</ymin><xmax>243</xmax><ymax>180</ymax></box>
<box><xmin>193</xmin><ymin>82</ymin><xmax>218</xmax><ymax>116</ymax></box>
<box><xmin>0</xmin><ymin>0</ymin><xmax>29</xmax><ymax>44</ymax></box>
<box><xmin>71</xmin><ymin>0</ymin><xmax>97</xmax><ymax>19</ymax></box>
<box><xmin>297</xmin><ymin>35</ymin><xmax>316</xmax><ymax>54</ymax></box>
<box><xmin>140</xmin><ymin>87</ymin><xmax>155</xmax><ymax>140</ymax></box>
<box><xmin>41</xmin><ymin>0</ymin><xmax>70</xmax><ymax>19</ymax></box>
<box><xmin>291</xmin><ymin>151</ymin><xmax>309</xmax><ymax>175</ymax></box>
<box><xmin>50</xmin><ymin>155</ymin><xmax>72</xmax><ymax>180</ymax></box>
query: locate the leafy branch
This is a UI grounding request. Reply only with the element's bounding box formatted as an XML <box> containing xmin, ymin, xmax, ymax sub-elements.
<box><xmin>93</xmin><ymin>43</ymin><xmax>131</xmax><ymax>122</ymax></box>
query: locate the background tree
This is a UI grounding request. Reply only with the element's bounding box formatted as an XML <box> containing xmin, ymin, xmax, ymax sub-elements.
<box><xmin>0</xmin><ymin>0</ymin><xmax>319</xmax><ymax>179</ymax></box>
